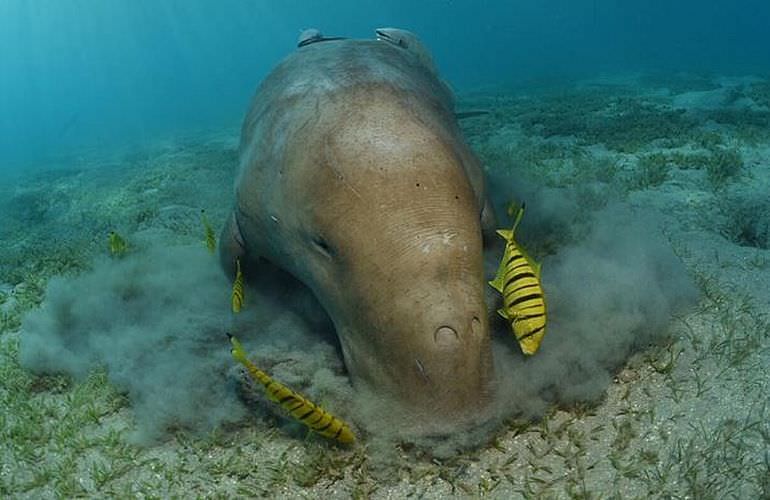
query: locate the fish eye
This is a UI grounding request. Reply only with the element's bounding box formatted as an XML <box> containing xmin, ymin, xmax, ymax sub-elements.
<box><xmin>311</xmin><ymin>235</ymin><xmax>336</xmax><ymax>259</ymax></box>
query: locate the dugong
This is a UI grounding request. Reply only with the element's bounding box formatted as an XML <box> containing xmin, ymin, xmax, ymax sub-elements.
<box><xmin>221</xmin><ymin>29</ymin><xmax>495</xmax><ymax>433</ymax></box>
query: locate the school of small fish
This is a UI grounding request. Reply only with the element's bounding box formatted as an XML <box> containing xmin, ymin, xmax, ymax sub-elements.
<box><xmin>488</xmin><ymin>203</ymin><xmax>548</xmax><ymax>355</ymax></box>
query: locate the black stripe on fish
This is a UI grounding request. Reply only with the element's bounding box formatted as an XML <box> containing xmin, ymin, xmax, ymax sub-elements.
<box><xmin>506</xmin><ymin>283</ymin><xmax>539</xmax><ymax>297</ymax></box>
<box><xmin>517</xmin><ymin>324</ymin><xmax>546</xmax><ymax>341</ymax></box>
<box><xmin>504</xmin><ymin>272</ymin><xmax>536</xmax><ymax>288</ymax></box>
<box><xmin>279</xmin><ymin>394</ymin><xmax>295</xmax><ymax>404</ymax></box>
<box><xmin>287</xmin><ymin>401</ymin><xmax>305</xmax><ymax>412</ymax></box>
<box><xmin>519</xmin><ymin>303</ymin><xmax>545</xmax><ymax>312</ymax></box>
<box><xmin>308</xmin><ymin>413</ymin><xmax>326</xmax><ymax>426</ymax></box>
<box><xmin>334</xmin><ymin>426</ymin><xmax>344</xmax><ymax>439</ymax></box>
<box><xmin>310</xmin><ymin>416</ymin><xmax>329</xmax><ymax>429</ymax></box>
<box><xmin>518</xmin><ymin>312</ymin><xmax>546</xmax><ymax>320</ymax></box>
<box><xmin>510</xmin><ymin>293</ymin><xmax>543</xmax><ymax>307</ymax></box>
<box><xmin>317</xmin><ymin>420</ymin><xmax>334</xmax><ymax>432</ymax></box>
<box><xmin>508</xmin><ymin>261</ymin><xmax>530</xmax><ymax>273</ymax></box>
<box><xmin>298</xmin><ymin>408</ymin><xmax>316</xmax><ymax>420</ymax></box>
<box><xmin>506</xmin><ymin>253</ymin><xmax>524</xmax><ymax>266</ymax></box>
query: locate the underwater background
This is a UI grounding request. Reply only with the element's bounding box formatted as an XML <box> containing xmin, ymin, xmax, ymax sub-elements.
<box><xmin>1</xmin><ymin>1</ymin><xmax>769</xmax><ymax>498</ymax></box>
<box><xmin>3</xmin><ymin>0</ymin><xmax>770</xmax><ymax>174</ymax></box>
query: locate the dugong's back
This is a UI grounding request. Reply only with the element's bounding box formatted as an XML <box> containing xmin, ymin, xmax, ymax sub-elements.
<box><xmin>238</xmin><ymin>39</ymin><xmax>455</xmax><ymax>182</ymax></box>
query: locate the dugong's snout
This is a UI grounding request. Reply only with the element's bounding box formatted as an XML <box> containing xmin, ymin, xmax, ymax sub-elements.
<box><xmin>332</xmin><ymin>251</ymin><xmax>494</xmax><ymax>433</ymax></box>
<box><xmin>413</xmin><ymin>288</ymin><xmax>491</xmax><ymax>388</ymax></box>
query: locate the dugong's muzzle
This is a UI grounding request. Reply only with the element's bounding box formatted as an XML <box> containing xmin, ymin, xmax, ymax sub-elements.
<box><xmin>318</xmin><ymin>220</ymin><xmax>493</xmax><ymax>433</ymax></box>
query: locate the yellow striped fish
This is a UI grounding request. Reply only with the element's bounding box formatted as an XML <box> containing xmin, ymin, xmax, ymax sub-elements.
<box><xmin>107</xmin><ymin>231</ymin><xmax>127</xmax><ymax>257</ymax></box>
<box><xmin>200</xmin><ymin>209</ymin><xmax>216</xmax><ymax>254</ymax></box>
<box><xmin>231</xmin><ymin>258</ymin><xmax>244</xmax><ymax>313</ymax></box>
<box><xmin>488</xmin><ymin>203</ymin><xmax>547</xmax><ymax>355</ymax></box>
<box><xmin>228</xmin><ymin>334</ymin><xmax>356</xmax><ymax>444</ymax></box>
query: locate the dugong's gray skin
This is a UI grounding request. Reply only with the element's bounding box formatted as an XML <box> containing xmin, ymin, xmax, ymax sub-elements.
<box><xmin>221</xmin><ymin>30</ymin><xmax>495</xmax><ymax>432</ymax></box>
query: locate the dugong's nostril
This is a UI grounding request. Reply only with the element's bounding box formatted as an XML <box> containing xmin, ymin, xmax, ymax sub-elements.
<box><xmin>434</xmin><ymin>325</ymin><xmax>459</xmax><ymax>346</ymax></box>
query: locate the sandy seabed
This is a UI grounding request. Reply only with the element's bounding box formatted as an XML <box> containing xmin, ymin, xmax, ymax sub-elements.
<box><xmin>1</xmin><ymin>73</ymin><xmax>768</xmax><ymax>498</ymax></box>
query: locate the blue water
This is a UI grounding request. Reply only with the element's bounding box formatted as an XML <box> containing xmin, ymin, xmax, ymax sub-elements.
<box><xmin>1</xmin><ymin>0</ymin><xmax>769</xmax><ymax>173</ymax></box>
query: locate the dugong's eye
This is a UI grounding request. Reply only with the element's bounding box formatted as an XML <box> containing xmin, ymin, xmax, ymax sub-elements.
<box><xmin>312</xmin><ymin>235</ymin><xmax>336</xmax><ymax>260</ymax></box>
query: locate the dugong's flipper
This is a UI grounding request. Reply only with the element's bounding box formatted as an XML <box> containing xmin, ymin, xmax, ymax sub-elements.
<box><xmin>375</xmin><ymin>27</ymin><xmax>438</xmax><ymax>75</ymax></box>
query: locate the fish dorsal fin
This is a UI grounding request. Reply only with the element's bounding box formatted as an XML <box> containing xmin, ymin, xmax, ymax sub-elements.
<box><xmin>498</xmin><ymin>202</ymin><xmax>525</xmax><ymax>241</ymax></box>
<box><xmin>509</xmin><ymin>203</ymin><xmax>542</xmax><ymax>277</ymax></box>
<box><xmin>511</xmin><ymin>202</ymin><xmax>525</xmax><ymax>235</ymax></box>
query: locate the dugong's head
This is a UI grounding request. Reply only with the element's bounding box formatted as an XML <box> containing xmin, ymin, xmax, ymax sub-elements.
<box><xmin>280</xmin><ymin>91</ymin><xmax>492</xmax><ymax>432</ymax></box>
